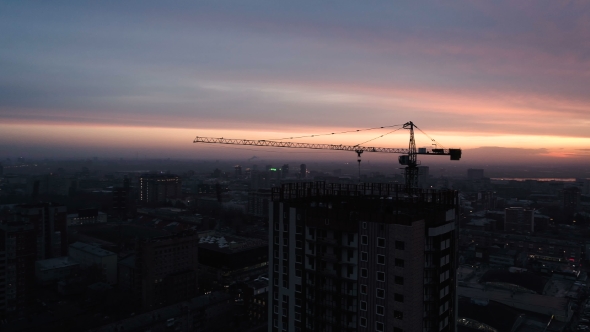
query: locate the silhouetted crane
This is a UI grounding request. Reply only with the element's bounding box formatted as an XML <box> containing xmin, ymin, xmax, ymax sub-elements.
<box><xmin>193</xmin><ymin>121</ymin><xmax>461</xmax><ymax>189</ymax></box>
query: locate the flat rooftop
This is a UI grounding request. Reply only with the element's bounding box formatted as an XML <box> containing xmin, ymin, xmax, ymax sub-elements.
<box><xmin>198</xmin><ymin>234</ymin><xmax>267</xmax><ymax>253</ymax></box>
<box><xmin>36</xmin><ymin>257</ymin><xmax>79</xmax><ymax>271</ymax></box>
<box><xmin>70</xmin><ymin>241</ymin><xmax>116</xmax><ymax>257</ymax></box>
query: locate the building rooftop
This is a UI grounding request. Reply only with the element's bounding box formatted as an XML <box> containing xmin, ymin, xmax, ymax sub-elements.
<box><xmin>480</xmin><ymin>269</ymin><xmax>549</xmax><ymax>294</ymax></box>
<box><xmin>458</xmin><ymin>286</ymin><xmax>571</xmax><ymax>316</ymax></box>
<box><xmin>467</xmin><ymin>218</ymin><xmax>493</xmax><ymax>227</ymax></box>
<box><xmin>36</xmin><ymin>256</ymin><xmax>79</xmax><ymax>271</ymax></box>
<box><xmin>198</xmin><ymin>234</ymin><xmax>267</xmax><ymax>253</ymax></box>
<box><xmin>458</xmin><ymin>298</ymin><xmax>524</xmax><ymax>332</ymax></box>
<box><xmin>70</xmin><ymin>241</ymin><xmax>116</xmax><ymax>258</ymax></box>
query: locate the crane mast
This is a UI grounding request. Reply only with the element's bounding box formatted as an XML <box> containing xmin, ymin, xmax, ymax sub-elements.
<box><xmin>193</xmin><ymin>121</ymin><xmax>461</xmax><ymax>189</ymax></box>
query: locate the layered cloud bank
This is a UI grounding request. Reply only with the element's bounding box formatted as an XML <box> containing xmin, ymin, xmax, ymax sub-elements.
<box><xmin>1</xmin><ymin>1</ymin><xmax>589</xmax><ymax>161</ymax></box>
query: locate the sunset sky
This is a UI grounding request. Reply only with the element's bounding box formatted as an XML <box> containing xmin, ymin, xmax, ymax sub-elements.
<box><xmin>1</xmin><ymin>1</ymin><xmax>589</xmax><ymax>164</ymax></box>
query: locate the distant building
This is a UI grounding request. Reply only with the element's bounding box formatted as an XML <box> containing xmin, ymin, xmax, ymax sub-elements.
<box><xmin>237</xmin><ymin>279</ymin><xmax>269</xmax><ymax>327</ymax></box>
<box><xmin>235</xmin><ymin>165</ymin><xmax>242</xmax><ymax>177</ymax></box>
<box><xmin>488</xmin><ymin>249</ymin><xmax>527</xmax><ymax>268</ymax></box>
<box><xmin>251</xmin><ymin>170</ymin><xmax>271</xmax><ymax>190</ymax></box>
<box><xmin>66</xmin><ymin>208</ymin><xmax>107</xmax><ymax>226</ymax></box>
<box><xmin>198</xmin><ymin>234</ymin><xmax>268</xmax><ymax>285</ymax></box>
<box><xmin>467</xmin><ymin>169</ymin><xmax>484</xmax><ymax>180</ymax></box>
<box><xmin>504</xmin><ymin>207</ymin><xmax>534</xmax><ymax>233</ymax></box>
<box><xmin>281</xmin><ymin>164</ymin><xmax>289</xmax><ymax>179</ymax></box>
<box><xmin>135</xmin><ymin>232</ymin><xmax>199</xmax><ymax>309</ymax></box>
<box><xmin>247</xmin><ymin>189</ymin><xmax>272</xmax><ymax>219</ymax></box>
<box><xmin>10</xmin><ymin>203</ymin><xmax>68</xmax><ymax>259</ymax></box>
<box><xmin>139</xmin><ymin>174</ymin><xmax>181</xmax><ymax>204</ymax></box>
<box><xmin>0</xmin><ymin>220</ymin><xmax>36</xmax><ymax>321</ymax></box>
<box><xmin>69</xmin><ymin>242</ymin><xmax>118</xmax><ymax>284</ymax></box>
<box><xmin>562</xmin><ymin>187</ymin><xmax>581</xmax><ymax>214</ymax></box>
<box><xmin>112</xmin><ymin>177</ymin><xmax>130</xmax><ymax>218</ymax></box>
<box><xmin>300</xmin><ymin>164</ymin><xmax>306</xmax><ymax>179</ymax></box>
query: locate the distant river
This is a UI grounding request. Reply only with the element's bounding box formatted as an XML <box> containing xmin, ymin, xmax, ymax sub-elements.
<box><xmin>490</xmin><ymin>178</ymin><xmax>576</xmax><ymax>182</ymax></box>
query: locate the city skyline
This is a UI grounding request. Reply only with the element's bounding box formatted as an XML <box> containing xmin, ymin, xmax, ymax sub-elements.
<box><xmin>1</xmin><ymin>1</ymin><xmax>590</xmax><ymax>163</ymax></box>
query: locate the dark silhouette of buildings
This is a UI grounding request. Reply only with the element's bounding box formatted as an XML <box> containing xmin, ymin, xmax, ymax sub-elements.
<box><xmin>113</xmin><ymin>176</ymin><xmax>130</xmax><ymax>218</ymax></box>
<box><xmin>198</xmin><ymin>234</ymin><xmax>268</xmax><ymax>285</ymax></box>
<box><xmin>0</xmin><ymin>203</ymin><xmax>67</xmax><ymax>320</ymax></box>
<box><xmin>269</xmin><ymin>182</ymin><xmax>459</xmax><ymax>332</ymax></box>
<box><xmin>504</xmin><ymin>207</ymin><xmax>535</xmax><ymax>233</ymax></box>
<box><xmin>0</xmin><ymin>219</ymin><xmax>36</xmax><ymax>320</ymax></box>
<box><xmin>133</xmin><ymin>232</ymin><xmax>199</xmax><ymax>309</ymax></box>
<box><xmin>562</xmin><ymin>187</ymin><xmax>581</xmax><ymax>214</ymax></box>
<box><xmin>14</xmin><ymin>203</ymin><xmax>68</xmax><ymax>259</ymax></box>
<box><xmin>138</xmin><ymin>174</ymin><xmax>181</xmax><ymax>204</ymax></box>
<box><xmin>300</xmin><ymin>164</ymin><xmax>306</xmax><ymax>179</ymax></box>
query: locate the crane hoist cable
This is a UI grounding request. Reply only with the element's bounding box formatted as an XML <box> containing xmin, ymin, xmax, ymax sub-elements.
<box><xmin>266</xmin><ymin>124</ymin><xmax>403</xmax><ymax>141</ymax></box>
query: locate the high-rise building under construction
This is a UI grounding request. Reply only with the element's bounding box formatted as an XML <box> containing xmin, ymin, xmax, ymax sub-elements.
<box><xmin>268</xmin><ymin>182</ymin><xmax>459</xmax><ymax>332</ymax></box>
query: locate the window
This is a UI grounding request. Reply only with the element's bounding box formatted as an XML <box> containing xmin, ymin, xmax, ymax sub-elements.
<box><xmin>361</xmin><ymin>252</ymin><xmax>368</xmax><ymax>262</ymax></box>
<box><xmin>376</xmin><ymin>288</ymin><xmax>385</xmax><ymax>298</ymax></box>
<box><xmin>376</xmin><ymin>321</ymin><xmax>384</xmax><ymax>332</ymax></box>
<box><xmin>376</xmin><ymin>271</ymin><xmax>385</xmax><ymax>282</ymax></box>
<box><xmin>275</xmin><ymin>223</ymin><xmax>279</xmax><ymax>231</ymax></box>
<box><xmin>395</xmin><ymin>258</ymin><xmax>404</xmax><ymax>267</ymax></box>
<box><xmin>295</xmin><ymin>312</ymin><xmax>301</xmax><ymax>321</ymax></box>
<box><xmin>360</xmin><ymin>317</ymin><xmax>367</xmax><ymax>327</ymax></box>
<box><xmin>274</xmin><ymin>250</ymin><xmax>279</xmax><ymax>258</ymax></box>
<box><xmin>395</xmin><ymin>240</ymin><xmax>405</xmax><ymax>250</ymax></box>
<box><xmin>361</xmin><ymin>268</ymin><xmax>368</xmax><ymax>278</ymax></box>
<box><xmin>376</xmin><ymin>305</ymin><xmax>384</xmax><ymax>315</ymax></box>
<box><xmin>283</xmin><ymin>252</ymin><xmax>288</xmax><ymax>260</ymax></box>
<box><xmin>362</xmin><ymin>222</ymin><xmax>367</xmax><ymax>229</ymax></box>
<box><xmin>295</xmin><ymin>269</ymin><xmax>302</xmax><ymax>277</ymax></box>
<box><xmin>283</xmin><ymin>295</ymin><xmax>288</xmax><ymax>303</ymax></box>
<box><xmin>377</xmin><ymin>254</ymin><xmax>385</xmax><ymax>265</ymax></box>
<box><xmin>296</xmin><ymin>255</ymin><xmax>302</xmax><ymax>263</ymax></box>
<box><xmin>296</xmin><ymin>225</ymin><xmax>302</xmax><ymax>234</ymax></box>
<box><xmin>395</xmin><ymin>276</ymin><xmax>404</xmax><ymax>285</ymax></box>
<box><xmin>295</xmin><ymin>298</ymin><xmax>301</xmax><ymax>307</ymax></box>
<box><xmin>295</xmin><ymin>284</ymin><xmax>302</xmax><ymax>293</ymax></box>
<box><xmin>377</xmin><ymin>238</ymin><xmax>385</xmax><ymax>248</ymax></box>
<box><xmin>274</xmin><ymin>305</ymin><xmax>279</xmax><ymax>314</ymax></box>
<box><xmin>296</xmin><ymin>240</ymin><xmax>302</xmax><ymax>249</ymax></box>
<box><xmin>283</xmin><ymin>279</ymin><xmax>288</xmax><ymax>288</ymax></box>
<box><xmin>361</xmin><ymin>235</ymin><xmax>368</xmax><ymax>245</ymax></box>
<box><xmin>360</xmin><ymin>301</ymin><xmax>367</xmax><ymax>311</ymax></box>
<box><xmin>360</xmin><ymin>284</ymin><xmax>367</xmax><ymax>294</ymax></box>
<box><xmin>394</xmin><ymin>310</ymin><xmax>403</xmax><ymax>320</ymax></box>
<box><xmin>348</xmin><ymin>233</ymin><xmax>354</xmax><ymax>243</ymax></box>
<box><xmin>274</xmin><ymin>264</ymin><xmax>279</xmax><ymax>272</ymax></box>
<box><xmin>394</xmin><ymin>293</ymin><xmax>404</xmax><ymax>302</ymax></box>
<box><xmin>394</xmin><ymin>328</ymin><xmax>403</xmax><ymax>332</ymax></box>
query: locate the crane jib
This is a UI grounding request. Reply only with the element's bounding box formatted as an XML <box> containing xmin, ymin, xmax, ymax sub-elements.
<box><xmin>193</xmin><ymin>136</ymin><xmax>461</xmax><ymax>159</ymax></box>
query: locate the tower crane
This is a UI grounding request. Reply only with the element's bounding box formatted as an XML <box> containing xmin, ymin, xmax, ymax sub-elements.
<box><xmin>193</xmin><ymin>121</ymin><xmax>461</xmax><ymax>189</ymax></box>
